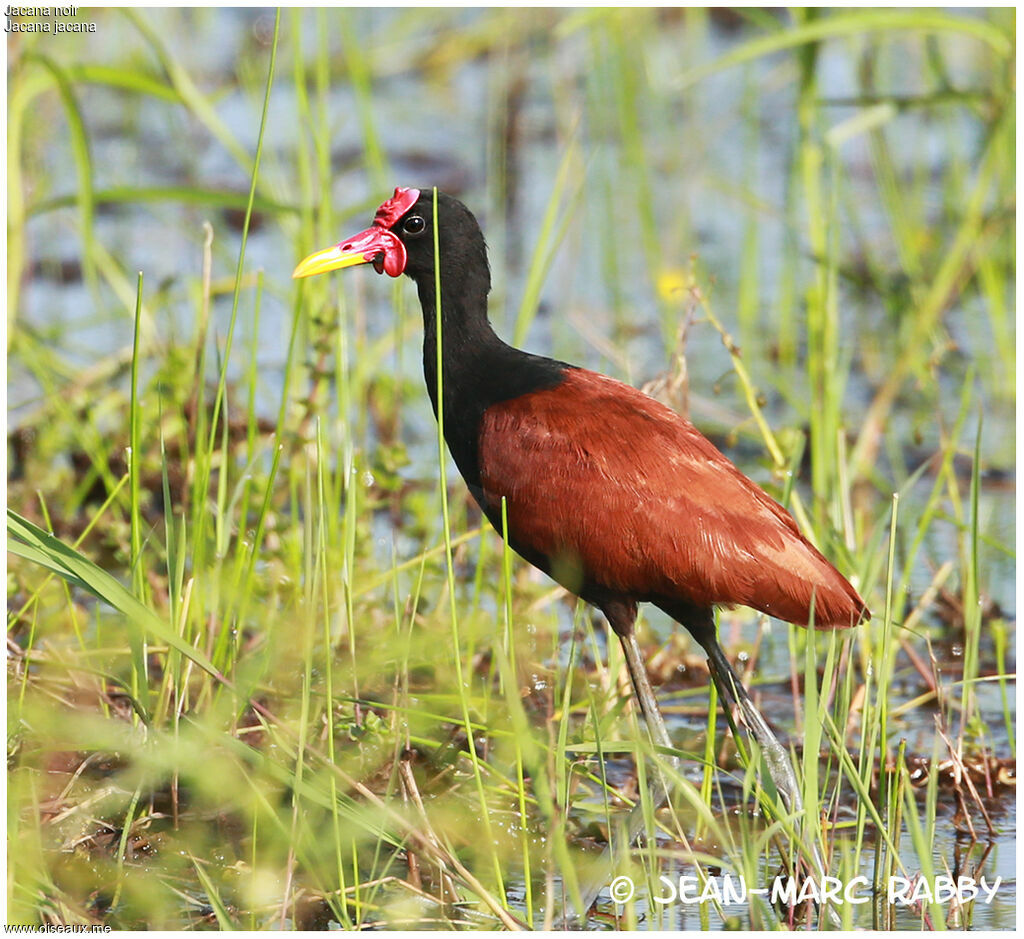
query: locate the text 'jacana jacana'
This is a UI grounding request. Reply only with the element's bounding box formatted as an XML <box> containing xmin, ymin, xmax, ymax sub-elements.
<box><xmin>294</xmin><ymin>186</ymin><xmax>870</xmax><ymax>921</ymax></box>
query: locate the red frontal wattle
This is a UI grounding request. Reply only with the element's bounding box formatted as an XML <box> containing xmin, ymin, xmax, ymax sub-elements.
<box><xmin>292</xmin><ymin>189</ymin><xmax>422</xmax><ymax>279</ymax></box>
<box><xmin>374</xmin><ymin>187</ymin><xmax>421</xmax><ymax>229</ymax></box>
<box><xmin>333</xmin><ymin>187</ymin><xmax>422</xmax><ymax>278</ymax></box>
<box><xmin>336</xmin><ymin>226</ymin><xmax>408</xmax><ymax>277</ymax></box>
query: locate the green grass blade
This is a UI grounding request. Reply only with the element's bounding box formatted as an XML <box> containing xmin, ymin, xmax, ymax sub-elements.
<box><xmin>8</xmin><ymin>510</ymin><xmax>221</xmax><ymax>682</ymax></box>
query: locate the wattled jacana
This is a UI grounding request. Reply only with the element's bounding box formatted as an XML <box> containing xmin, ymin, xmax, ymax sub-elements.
<box><xmin>294</xmin><ymin>187</ymin><xmax>869</xmax><ymax>916</ymax></box>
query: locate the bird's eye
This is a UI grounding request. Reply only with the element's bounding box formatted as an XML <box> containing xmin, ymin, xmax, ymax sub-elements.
<box><xmin>402</xmin><ymin>215</ymin><xmax>426</xmax><ymax>236</ymax></box>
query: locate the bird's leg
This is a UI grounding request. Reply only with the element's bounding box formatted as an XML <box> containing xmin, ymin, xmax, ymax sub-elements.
<box><xmin>695</xmin><ymin>626</ymin><xmax>838</xmax><ymax>921</ymax></box>
<box><xmin>618</xmin><ymin>631</ymin><xmax>675</xmax><ymax>756</ymax></box>
<box><xmin>605</xmin><ymin>601</ymin><xmax>680</xmax><ymax>804</ymax></box>
<box><xmin>557</xmin><ymin>602</ymin><xmax>679</xmax><ymax>926</ymax></box>
<box><xmin>698</xmin><ymin>636</ymin><xmax>804</xmax><ymax>816</ymax></box>
<box><xmin>616</xmin><ymin>628</ymin><xmax>682</xmax><ymax>845</ymax></box>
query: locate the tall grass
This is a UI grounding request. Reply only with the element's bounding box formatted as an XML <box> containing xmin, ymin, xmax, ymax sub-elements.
<box><xmin>7</xmin><ymin>7</ymin><xmax>1015</xmax><ymax>930</ymax></box>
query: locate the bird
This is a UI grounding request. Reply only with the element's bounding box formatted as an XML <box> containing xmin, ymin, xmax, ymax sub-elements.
<box><xmin>293</xmin><ymin>186</ymin><xmax>869</xmax><ymax>919</ymax></box>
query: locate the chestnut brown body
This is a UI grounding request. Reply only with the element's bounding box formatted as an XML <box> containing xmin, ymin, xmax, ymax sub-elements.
<box><xmin>478</xmin><ymin>367</ymin><xmax>866</xmax><ymax>632</ymax></box>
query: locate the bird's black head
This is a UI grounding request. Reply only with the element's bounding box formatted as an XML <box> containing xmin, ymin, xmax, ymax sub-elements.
<box><xmin>293</xmin><ymin>187</ymin><xmax>490</xmax><ymax>297</ymax></box>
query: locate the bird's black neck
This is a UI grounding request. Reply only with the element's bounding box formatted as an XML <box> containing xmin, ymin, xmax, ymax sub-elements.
<box><xmin>412</xmin><ymin>274</ymin><xmax>567</xmax><ymax>494</ymax></box>
<box><xmin>416</xmin><ymin>276</ymin><xmax>500</xmax><ymax>413</ymax></box>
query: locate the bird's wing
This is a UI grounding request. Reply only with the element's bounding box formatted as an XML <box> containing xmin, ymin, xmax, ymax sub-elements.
<box><xmin>477</xmin><ymin>367</ymin><xmax>863</xmax><ymax>627</ymax></box>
